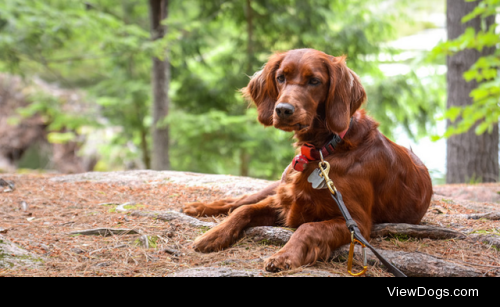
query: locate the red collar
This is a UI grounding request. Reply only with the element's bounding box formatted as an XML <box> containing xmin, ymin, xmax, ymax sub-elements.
<box><xmin>292</xmin><ymin>128</ymin><xmax>348</xmax><ymax>172</ymax></box>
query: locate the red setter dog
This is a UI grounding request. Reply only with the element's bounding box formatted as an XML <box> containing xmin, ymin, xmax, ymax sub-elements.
<box><xmin>183</xmin><ymin>49</ymin><xmax>433</xmax><ymax>272</ymax></box>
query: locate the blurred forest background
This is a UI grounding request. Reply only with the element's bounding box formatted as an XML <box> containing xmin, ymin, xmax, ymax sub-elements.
<box><xmin>0</xmin><ymin>0</ymin><xmax>498</xmax><ymax>185</ymax></box>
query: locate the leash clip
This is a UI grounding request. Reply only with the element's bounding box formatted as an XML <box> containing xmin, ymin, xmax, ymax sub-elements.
<box><xmin>318</xmin><ymin>151</ymin><xmax>337</xmax><ymax>195</ymax></box>
<box><xmin>347</xmin><ymin>231</ymin><xmax>368</xmax><ymax>277</ymax></box>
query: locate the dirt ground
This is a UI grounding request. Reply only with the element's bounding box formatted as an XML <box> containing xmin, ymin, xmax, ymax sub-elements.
<box><xmin>0</xmin><ymin>173</ymin><xmax>499</xmax><ymax>277</ymax></box>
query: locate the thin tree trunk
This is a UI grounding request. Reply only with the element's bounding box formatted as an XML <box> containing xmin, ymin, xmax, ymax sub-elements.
<box><xmin>240</xmin><ymin>0</ymin><xmax>254</xmax><ymax>177</ymax></box>
<box><xmin>246</xmin><ymin>0</ymin><xmax>253</xmax><ymax>66</ymax></box>
<box><xmin>446</xmin><ymin>0</ymin><xmax>498</xmax><ymax>183</ymax></box>
<box><xmin>149</xmin><ymin>0</ymin><xmax>170</xmax><ymax>170</ymax></box>
<box><xmin>140</xmin><ymin>126</ymin><xmax>151</xmax><ymax>169</ymax></box>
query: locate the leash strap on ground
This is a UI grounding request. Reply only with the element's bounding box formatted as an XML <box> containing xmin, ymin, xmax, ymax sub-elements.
<box><xmin>330</xmin><ymin>191</ymin><xmax>407</xmax><ymax>277</ymax></box>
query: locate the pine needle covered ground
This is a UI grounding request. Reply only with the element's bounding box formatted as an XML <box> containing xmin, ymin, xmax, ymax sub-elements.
<box><xmin>0</xmin><ymin>173</ymin><xmax>499</xmax><ymax>277</ymax></box>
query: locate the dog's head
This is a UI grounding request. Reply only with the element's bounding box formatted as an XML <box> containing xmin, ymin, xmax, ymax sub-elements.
<box><xmin>242</xmin><ymin>49</ymin><xmax>366</xmax><ymax>135</ymax></box>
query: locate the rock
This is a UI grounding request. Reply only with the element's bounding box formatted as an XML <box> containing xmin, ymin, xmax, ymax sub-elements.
<box><xmin>283</xmin><ymin>269</ymin><xmax>342</xmax><ymax>277</ymax></box>
<box><xmin>0</xmin><ymin>235</ymin><xmax>43</xmax><ymax>269</ymax></box>
<box><xmin>51</xmin><ymin>170</ymin><xmax>270</xmax><ymax>196</ymax></box>
<box><xmin>432</xmin><ymin>194</ymin><xmax>499</xmax><ymax>213</ymax></box>
<box><xmin>0</xmin><ymin>178</ymin><xmax>15</xmax><ymax>193</ymax></box>
<box><xmin>374</xmin><ymin>250</ymin><xmax>483</xmax><ymax>277</ymax></box>
<box><xmin>168</xmin><ymin>266</ymin><xmax>341</xmax><ymax>277</ymax></box>
<box><xmin>44</xmin><ymin>171</ymin><xmax>500</xmax><ymax>277</ymax></box>
<box><xmin>331</xmin><ymin>245</ymin><xmax>483</xmax><ymax>277</ymax></box>
<box><xmin>168</xmin><ymin>267</ymin><xmax>263</xmax><ymax>277</ymax></box>
<box><xmin>433</xmin><ymin>185</ymin><xmax>500</xmax><ymax>204</ymax></box>
<box><xmin>244</xmin><ymin>227</ymin><xmax>294</xmax><ymax>245</ymax></box>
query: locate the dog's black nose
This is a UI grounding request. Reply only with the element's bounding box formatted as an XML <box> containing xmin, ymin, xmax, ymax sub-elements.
<box><xmin>275</xmin><ymin>103</ymin><xmax>295</xmax><ymax>119</ymax></box>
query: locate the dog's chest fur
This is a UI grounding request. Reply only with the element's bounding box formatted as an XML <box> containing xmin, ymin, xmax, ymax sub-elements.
<box><xmin>277</xmin><ymin>162</ymin><xmax>346</xmax><ymax>228</ymax></box>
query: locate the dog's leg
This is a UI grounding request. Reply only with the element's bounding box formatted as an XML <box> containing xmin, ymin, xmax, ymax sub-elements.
<box><xmin>265</xmin><ymin>217</ymin><xmax>371</xmax><ymax>272</ymax></box>
<box><xmin>192</xmin><ymin>196</ymin><xmax>280</xmax><ymax>253</ymax></box>
<box><xmin>182</xmin><ymin>181</ymin><xmax>280</xmax><ymax>217</ymax></box>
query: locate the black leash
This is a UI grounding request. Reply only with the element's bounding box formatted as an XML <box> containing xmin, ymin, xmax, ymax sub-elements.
<box><xmin>330</xmin><ymin>191</ymin><xmax>407</xmax><ymax>277</ymax></box>
<box><xmin>314</xmin><ymin>156</ymin><xmax>407</xmax><ymax>277</ymax></box>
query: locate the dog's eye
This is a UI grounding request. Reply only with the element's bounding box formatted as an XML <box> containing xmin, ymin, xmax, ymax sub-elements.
<box><xmin>277</xmin><ymin>75</ymin><xmax>285</xmax><ymax>83</ymax></box>
<box><xmin>309</xmin><ymin>78</ymin><xmax>321</xmax><ymax>86</ymax></box>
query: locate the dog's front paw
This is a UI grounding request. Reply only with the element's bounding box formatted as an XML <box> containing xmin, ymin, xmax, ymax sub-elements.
<box><xmin>264</xmin><ymin>253</ymin><xmax>301</xmax><ymax>273</ymax></box>
<box><xmin>182</xmin><ymin>202</ymin><xmax>208</xmax><ymax>217</ymax></box>
<box><xmin>193</xmin><ymin>225</ymin><xmax>237</xmax><ymax>253</ymax></box>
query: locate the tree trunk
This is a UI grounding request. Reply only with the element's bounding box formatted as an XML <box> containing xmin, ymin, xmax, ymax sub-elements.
<box><xmin>140</xmin><ymin>126</ymin><xmax>151</xmax><ymax>169</ymax></box>
<box><xmin>149</xmin><ymin>0</ymin><xmax>170</xmax><ymax>170</ymax></box>
<box><xmin>446</xmin><ymin>0</ymin><xmax>499</xmax><ymax>183</ymax></box>
<box><xmin>239</xmin><ymin>0</ymin><xmax>254</xmax><ymax>177</ymax></box>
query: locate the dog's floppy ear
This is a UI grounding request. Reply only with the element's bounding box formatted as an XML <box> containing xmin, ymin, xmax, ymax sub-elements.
<box><xmin>325</xmin><ymin>56</ymin><xmax>366</xmax><ymax>134</ymax></box>
<box><xmin>242</xmin><ymin>52</ymin><xmax>286</xmax><ymax>126</ymax></box>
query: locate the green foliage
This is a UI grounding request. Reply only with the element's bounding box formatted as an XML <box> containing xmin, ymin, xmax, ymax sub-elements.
<box><xmin>167</xmin><ymin>108</ymin><xmax>294</xmax><ymax>179</ymax></box>
<box><xmin>0</xmin><ymin>0</ymin><xmax>162</xmax><ymax>169</ymax></box>
<box><xmin>471</xmin><ymin>228</ymin><xmax>500</xmax><ymax>236</ymax></box>
<box><xmin>0</xmin><ymin>0</ymin><xmax>443</xmax><ymax>179</ymax></box>
<box><xmin>134</xmin><ymin>236</ymin><xmax>159</xmax><ymax>249</ymax></box>
<box><xmin>431</xmin><ymin>0</ymin><xmax>499</xmax><ymax>139</ymax></box>
<box><xmin>385</xmin><ymin>233</ymin><xmax>412</xmax><ymax>242</ymax></box>
<box><xmin>166</xmin><ymin>0</ymin><xmax>441</xmax><ymax>177</ymax></box>
<box><xmin>47</xmin><ymin>132</ymin><xmax>77</xmax><ymax>144</ymax></box>
<box><xmin>366</xmin><ymin>71</ymin><xmax>445</xmax><ymax>140</ymax></box>
<box><xmin>18</xmin><ymin>90</ymin><xmax>95</xmax><ymax>132</ymax></box>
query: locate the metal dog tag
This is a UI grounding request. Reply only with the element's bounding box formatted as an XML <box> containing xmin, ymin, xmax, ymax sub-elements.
<box><xmin>307</xmin><ymin>168</ymin><xmax>328</xmax><ymax>190</ymax></box>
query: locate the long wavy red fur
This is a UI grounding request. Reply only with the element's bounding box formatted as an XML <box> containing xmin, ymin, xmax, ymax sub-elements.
<box><xmin>183</xmin><ymin>49</ymin><xmax>433</xmax><ymax>272</ymax></box>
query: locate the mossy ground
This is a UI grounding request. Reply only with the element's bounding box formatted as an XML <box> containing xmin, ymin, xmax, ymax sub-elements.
<box><xmin>0</xmin><ymin>238</ymin><xmax>43</xmax><ymax>269</ymax></box>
